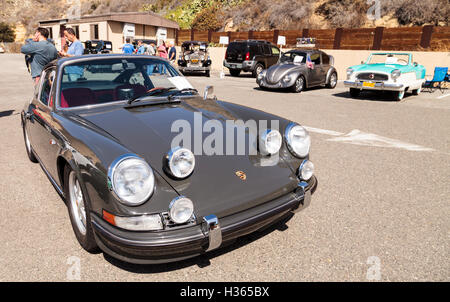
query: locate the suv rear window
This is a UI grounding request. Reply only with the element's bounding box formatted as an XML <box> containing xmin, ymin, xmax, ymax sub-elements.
<box><xmin>227</xmin><ymin>42</ymin><xmax>247</xmax><ymax>53</ymax></box>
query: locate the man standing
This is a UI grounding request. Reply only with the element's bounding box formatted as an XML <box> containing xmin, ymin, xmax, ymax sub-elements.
<box><xmin>21</xmin><ymin>28</ymin><xmax>58</xmax><ymax>85</ymax></box>
<box><xmin>168</xmin><ymin>41</ymin><xmax>176</xmax><ymax>64</ymax></box>
<box><xmin>136</xmin><ymin>40</ymin><xmax>146</xmax><ymax>54</ymax></box>
<box><xmin>120</xmin><ymin>38</ymin><xmax>135</xmax><ymax>54</ymax></box>
<box><xmin>59</xmin><ymin>27</ymin><xmax>85</xmax><ymax>81</ymax></box>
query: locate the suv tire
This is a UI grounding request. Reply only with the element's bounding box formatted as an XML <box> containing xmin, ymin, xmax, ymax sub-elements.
<box><xmin>230</xmin><ymin>69</ymin><xmax>241</xmax><ymax>77</ymax></box>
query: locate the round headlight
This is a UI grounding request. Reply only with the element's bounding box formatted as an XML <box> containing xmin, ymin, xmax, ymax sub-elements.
<box><xmin>283</xmin><ymin>74</ymin><xmax>292</xmax><ymax>83</ymax></box>
<box><xmin>184</xmin><ymin>55</ymin><xmax>189</xmax><ymax>61</ymax></box>
<box><xmin>259</xmin><ymin>129</ymin><xmax>282</xmax><ymax>155</ymax></box>
<box><xmin>169</xmin><ymin>196</ymin><xmax>194</xmax><ymax>224</ymax></box>
<box><xmin>346</xmin><ymin>68</ymin><xmax>354</xmax><ymax>79</ymax></box>
<box><xmin>285</xmin><ymin>123</ymin><xmax>311</xmax><ymax>158</ymax></box>
<box><xmin>108</xmin><ymin>154</ymin><xmax>155</xmax><ymax>206</ymax></box>
<box><xmin>257</xmin><ymin>70</ymin><xmax>266</xmax><ymax>80</ymax></box>
<box><xmin>165</xmin><ymin>147</ymin><xmax>195</xmax><ymax>179</ymax></box>
<box><xmin>299</xmin><ymin>160</ymin><xmax>314</xmax><ymax>181</ymax></box>
<box><xmin>391</xmin><ymin>69</ymin><xmax>401</xmax><ymax>79</ymax></box>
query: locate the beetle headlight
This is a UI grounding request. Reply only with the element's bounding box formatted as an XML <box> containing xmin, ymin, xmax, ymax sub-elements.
<box><xmin>346</xmin><ymin>68</ymin><xmax>354</xmax><ymax>80</ymax></box>
<box><xmin>283</xmin><ymin>74</ymin><xmax>292</xmax><ymax>83</ymax></box>
<box><xmin>108</xmin><ymin>154</ymin><xmax>155</xmax><ymax>206</ymax></box>
<box><xmin>257</xmin><ymin>70</ymin><xmax>266</xmax><ymax>80</ymax></box>
<box><xmin>259</xmin><ymin>129</ymin><xmax>282</xmax><ymax>155</ymax></box>
<box><xmin>169</xmin><ymin>196</ymin><xmax>194</xmax><ymax>224</ymax></box>
<box><xmin>165</xmin><ymin>147</ymin><xmax>195</xmax><ymax>179</ymax></box>
<box><xmin>391</xmin><ymin>69</ymin><xmax>401</xmax><ymax>80</ymax></box>
<box><xmin>285</xmin><ymin>123</ymin><xmax>311</xmax><ymax>158</ymax></box>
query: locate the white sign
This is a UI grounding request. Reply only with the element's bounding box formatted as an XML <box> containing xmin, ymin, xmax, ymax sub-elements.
<box><xmin>219</xmin><ymin>36</ymin><xmax>229</xmax><ymax>45</ymax></box>
<box><xmin>168</xmin><ymin>76</ymin><xmax>194</xmax><ymax>90</ymax></box>
<box><xmin>123</xmin><ymin>23</ymin><xmax>135</xmax><ymax>37</ymax></box>
<box><xmin>277</xmin><ymin>35</ymin><xmax>286</xmax><ymax>46</ymax></box>
<box><xmin>156</xmin><ymin>27</ymin><xmax>167</xmax><ymax>41</ymax></box>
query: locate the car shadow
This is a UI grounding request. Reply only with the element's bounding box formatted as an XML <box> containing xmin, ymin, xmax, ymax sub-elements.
<box><xmin>0</xmin><ymin>110</ymin><xmax>16</xmax><ymax>118</ymax></box>
<box><xmin>103</xmin><ymin>213</ymin><xmax>294</xmax><ymax>273</ymax></box>
<box><xmin>333</xmin><ymin>90</ymin><xmax>412</xmax><ymax>102</ymax></box>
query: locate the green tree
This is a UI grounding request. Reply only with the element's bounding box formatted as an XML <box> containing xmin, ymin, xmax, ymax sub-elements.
<box><xmin>0</xmin><ymin>22</ymin><xmax>15</xmax><ymax>42</ymax></box>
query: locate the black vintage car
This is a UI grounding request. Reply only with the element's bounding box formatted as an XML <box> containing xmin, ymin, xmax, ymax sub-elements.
<box><xmin>177</xmin><ymin>41</ymin><xmax>211</xmax><ymax>77</ymax></box>
<box><xmin>224</xmin><ymin>40</ymin><xmax>281</xmax><ymax>77</ymax></box>
<box><xmin>21</xmin><ymin>55</ymin><xmax>317</xmax><ymax>264</ymax></box>
<box><xmin>257</xmin><ymin>49</ymin><xmax>338</xmax><ymax>93</ymax></box>
<box><xmin>83</xmin><ymin>40</ymin><xmax>113</xmax><ymax>55</ymax></box>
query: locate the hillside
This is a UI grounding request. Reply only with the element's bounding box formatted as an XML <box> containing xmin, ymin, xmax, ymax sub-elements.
<box><xmin>1</xmin><ymin>0</ymin><xmax>448</xmax><ymax>40</ymax></box>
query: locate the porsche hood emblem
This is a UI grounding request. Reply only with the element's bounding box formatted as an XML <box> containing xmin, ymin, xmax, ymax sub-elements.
<box><xmin>235</xmin><ymin>171</ymin><xmax>247</xmax><ymax>181</ymax></box>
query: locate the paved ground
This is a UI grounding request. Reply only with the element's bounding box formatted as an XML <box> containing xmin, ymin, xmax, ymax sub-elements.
<box><xmin>0</xmin><ymin>54</ymin><xmax>448</xmax><ymax>281</ymax></box>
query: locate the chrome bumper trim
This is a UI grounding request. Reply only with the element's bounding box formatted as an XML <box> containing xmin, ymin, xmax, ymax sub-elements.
<box><xmin>344</xmin><ymin>81</ymin><xmax>404</xmax><ymax>91</ymax></box>
<box><xmin>291</xmin><ymin>181</ymin><xmax>311</xmax><ymax>214</ymax></box>
<box><xmin>202</xmin><ymin>214</ymin><xmax>222</xmax><ymax>252</ymax></box>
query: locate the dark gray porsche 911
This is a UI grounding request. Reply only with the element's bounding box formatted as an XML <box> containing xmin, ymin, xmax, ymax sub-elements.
<box><xmin>21</xmin><ymin>54</ymin><xmax>317</xmax><ymax>264</ymax></box>
<box><xmin>256</xmin><ymin>49</ymin><xmax>338</xmax><ymax>93</ymax></box>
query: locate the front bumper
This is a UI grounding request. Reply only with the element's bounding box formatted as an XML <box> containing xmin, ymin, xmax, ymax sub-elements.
<box><xmin>257</xmin><ymin>77</ymin><xmax>294</xmax><ymax>89</ymax></box>
<box><xmin>179</xmin><ymin>66</ymin><xmax>210</xmax><ymax>72</ymax></box>
<box><xmin>91</xmin><ymin>176</ymin><xmax>317</xmax><ymax>264</ymax></box>
<box><xmin>344</xmin><ymin>80</ymin><xmax>404</xmax><ymax>91</ymax></box>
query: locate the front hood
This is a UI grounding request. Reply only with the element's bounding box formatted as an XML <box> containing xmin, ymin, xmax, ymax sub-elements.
<box><xmin>265</xmin><ymin>63</ymin><xmax>302</xmax><ymax>84</ymax></box>
<box><xmin>351</xmin><ymin>64</ymin><xmax>407</xmax><ymax>74</ymax></box>
<box><xmin>75</xmin><ymin>97</ymin><xmax>299</xmax><ymax>218</ymax></box>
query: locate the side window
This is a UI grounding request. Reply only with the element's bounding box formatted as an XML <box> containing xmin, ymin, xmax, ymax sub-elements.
<box><xmin>39</xmin><ymin>69</ymin><xmax>56</xmax><ymax>106</ymax></box>
<box><xmin>271</xmin><ymin>46</ymin><xmax>280</xmax><ymax>55</ymax></box>
<box><xmin>322</xmin><ymin>53</ymin><xmax>330</xmax><ymax>65</ymax></box>
<box><xmin>310</xmin><ymin>53</ymin><xmax>321</xmax><ymax>65</ymax></box>
<box><xmin>129</xmin><ymin>71</ymin><xmax>146</xmax><ymax>85</ymax></box>
<box><xmin>263</xmin><ymin>44</ymin><xmax>271</xmax><ymax>55</ymax></box>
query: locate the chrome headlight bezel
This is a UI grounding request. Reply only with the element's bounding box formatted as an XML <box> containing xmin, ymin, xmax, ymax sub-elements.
<box><xmin>164</xmin><ymin>147</ymin><xmax>196</xmax><ymax>179</ymax></box>
<box><xmin>108</xmin><ymin>154</ymin><xmax>155</xmax><ymax>206</ymax></box>
<box><xmin>283</xmin><ymin>74</ymin><xmax>292</xmax><ymax>83</ymax></box>
<box><xmin>298</xmin><ymin>160</ymin><xmax>314</xmax><ymax>181</ymax></box>
<box><xmin>346</xmin><ymin>68</ymin><xmax>354</xmax><ymax>79</ymax></box>
<box><xmin>391</xmin><ymin>69</ymin><xmax>401</xmax><ymax>80</ymax></box>
<box><xmin>257</xmin><ymin>70</ymin><xmax>266</xmax><ymax>80</ymax></box>
<box><xmin>259</xmin><ymin>129</ymin><xmax>282</xmax><ymax>155</ymax></box>
<box><xmin>285</xmin><ymin>123</ymin><xmax>311</xmax><ymax>158</ymax></box>
<box><xmin>184</xmin><ymin>55</ymin><xmax>189</xmax><ymax>61</ymax></box>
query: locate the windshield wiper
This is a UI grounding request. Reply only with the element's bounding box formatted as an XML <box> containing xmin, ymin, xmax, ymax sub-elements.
<box><xmin>127</xmin><ymin>87</ymin><xmax>177</xmax><ymax>105</ymax></box>
<box><xmin>174</xmin><ymin>88</ymin><xmax>198</xmax><ymax>95</ymax></box>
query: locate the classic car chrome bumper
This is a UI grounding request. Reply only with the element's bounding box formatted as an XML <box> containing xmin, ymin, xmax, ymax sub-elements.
<box><xmin>344</xmin><ymin>81</ymin><xmax>404</xmax><ymax>91</ymax></box>
<box><xmin>179</xmin><ymin>66</ymin><xmax>210</xmax><ymax>72</ymax></box>
<box><xmin>257</xmin><ymin>77</ymin><xmax>295</xmax><ymax>89</ymax></box>
<box><xmin>91</xmin><ymin>176</ymin><xmax>317</xmax><ymax>264</ymax></box>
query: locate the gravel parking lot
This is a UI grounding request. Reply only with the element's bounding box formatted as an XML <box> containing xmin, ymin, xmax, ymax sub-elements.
<box><xmin>0</xmin><ymin>54</ymin><xmax>448</xmax><ymax>281</ymax></box>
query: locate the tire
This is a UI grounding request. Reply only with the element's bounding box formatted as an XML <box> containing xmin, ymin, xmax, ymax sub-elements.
<box><xmin>291</xmin><ymin>76</ymin><xmax>305</xmax><ymax>93</ymax></box>
<box><xmin>394</xmin><ymin>90</ymin><xmax>405</xmax><ymax>101</ymax></box>
<box><xmin>252</xmin><ymin>63</ymin><xmax>264</xmax><ymax>78</ymax></box>
<box><xmin>64</xmin><ymin>165</ymin><xmax>99</xmax><ymax>253</ymax></box>
<box><xmin>326</xmin><ymin>72</ymin><xmax>338</xmax><ymax>89</ymax></box>
<box><xmin>23</xmin><ymin>125</ymin><xmax>38</xmax><ymax>163</ymax></box>
<box><xmin>349</xmin><ymin>88</ymin><xmax>360</xmax><ymax>98</ymax></box>
<box><xmin>229</xmin><ymin>69</ymin><xmax>241</xmax><ymax>77</ymax></box>
<box><xmin>205</xmin><ymin>70</ymin><xmax>210</xmax><ymax>77</ymax></box>
<box><xmin>412</xmin><ymin>87</ymin><xmax>421</xmax><ymax>95</ymax></box>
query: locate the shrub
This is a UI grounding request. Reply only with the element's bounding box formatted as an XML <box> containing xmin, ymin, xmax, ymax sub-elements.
<box><xmin>191</xmin><ymin>6</ymin><xmax>222</xmax><ymax>31</ymax></box>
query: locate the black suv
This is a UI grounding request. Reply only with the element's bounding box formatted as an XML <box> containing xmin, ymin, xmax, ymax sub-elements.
<box><xmin>224</xmin><ymin>40</ymin><xmax>280</xmax><ymax>77</ymax></box>
<box><xmin>83</xmin><ymin>40</ymin><xmax>113</xmax><ymax>54</ymax></box>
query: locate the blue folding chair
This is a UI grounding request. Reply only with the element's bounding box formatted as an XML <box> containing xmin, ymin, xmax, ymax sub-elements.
<box><xmin>423</xmin><ymin>67</ymin><xmax>448</xmax><ymax>93</ymax></box>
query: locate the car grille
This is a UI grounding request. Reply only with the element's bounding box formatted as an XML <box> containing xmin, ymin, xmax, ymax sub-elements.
<box><xmin>357</xmin><ymin>73</ymin><xmax>388</xmax><ymax>81</ymax></box>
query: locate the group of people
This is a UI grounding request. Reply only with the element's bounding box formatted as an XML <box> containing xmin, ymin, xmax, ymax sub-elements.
<box><xmin>120</xmin><ymin>38</ymin><xmax>177</xmax><ymax>64</ymax></box>
<box><xmin>21</xmin><ymin>27</ymin><xmax>85</xmax><ymax>84</ymax></box>
<box><xmin>21</xmin><ymin>26</ymin><xmax>177</xmax><ymax>85</ymax></box>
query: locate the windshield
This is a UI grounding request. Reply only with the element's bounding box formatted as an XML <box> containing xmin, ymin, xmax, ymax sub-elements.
<box><xmin>367</xmin><ymin>54</ymin><xmax>410</xmax><ymax>65</ymax></box>
<box><xmin>280</xmin><ymin>51</ymin><xmax>307</xmax><ymax>63</ymax></box>
<box><xmin>59</xmin><ymin>58</ymin><xmax>193</xmax><ymax>108</ymax></box>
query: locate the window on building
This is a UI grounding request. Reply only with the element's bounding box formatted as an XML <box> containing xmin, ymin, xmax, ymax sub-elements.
<box><xmin>47</xmin><ymin>27</ymin><xmax>53</xmax><ymax>39</ymax></box>
<box><xmin>90</xmin><ymin>24</ymin><xmax>99</xmax><ymax>40</ymax></box>
<box><xmin>73</xmin><ymin>26</ymin><xmax>80</xmax><ymax>39</ymax></box>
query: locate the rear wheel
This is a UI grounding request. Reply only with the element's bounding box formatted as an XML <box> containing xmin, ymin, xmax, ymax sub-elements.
<box><xmin>252</xmin><ymin>63</ymin><xmax>264</xmax><ymax>78</ymax></box>
<box><xmin>65</xmin><ymin>165</ymin><xmax>99</xmax><ymax>253</ymax></box>
<box><xmin>291</xmin><ymin>76</ymin><xmax>305</xmax><ymax>93</ymax></box>
<box><xmin>326</xmin><ymin>72</ymin><xmax>338</xmax><ymax>89</ymax></box>
<box><xmin>349</xmin><ymin>88</ymin><xmax>360</xmax><ymax>98</ymax></box>
<box><xmin>229</xmin><ymin>69</ymin><xmax>241</xmax><ymax>77</ymax></box>
<box><xmin>23</xmin><ymin>125</ymin><xmax>38</xmax><ymax>163</ymax></box>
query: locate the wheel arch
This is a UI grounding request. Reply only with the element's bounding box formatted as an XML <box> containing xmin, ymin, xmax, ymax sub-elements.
<box><xmin>326</xmin><ymin>67</ymin><xmax>338</xmax><ymax>85</ymax></box>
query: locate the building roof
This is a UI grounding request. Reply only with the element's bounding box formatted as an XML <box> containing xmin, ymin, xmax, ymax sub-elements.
<box><xmin>39</xmin><ymin>12</ymin><xmax>179</xmax><ymax>29</ymax></box>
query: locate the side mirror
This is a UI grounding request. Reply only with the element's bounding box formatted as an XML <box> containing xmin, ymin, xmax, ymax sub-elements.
<box><xmin>414</xmin><ymin>62</ymin><xmax>418</xmax><ymax>67</ymax></box>
<box><xmin>204</xmin><ymin>85</ymin><xmax>214</xmax><ymax>100</ymax></box>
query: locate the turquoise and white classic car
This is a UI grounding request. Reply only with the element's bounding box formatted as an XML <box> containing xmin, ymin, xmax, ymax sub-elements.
<box><xmin>344</xmin><ymin>53</ymin><xmax>426</xmax><ymax>101</ymax></box>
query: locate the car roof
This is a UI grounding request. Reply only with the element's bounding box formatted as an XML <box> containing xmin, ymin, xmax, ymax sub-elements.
<box><xmin>182</xmin><ymin>41</ymin><xmax>208</xmax><ymax>46</ymax></box>
<box><xmin>45</xmin><ymin>54</ymin><xmax>166</xmax><ymax>69</ymax></box>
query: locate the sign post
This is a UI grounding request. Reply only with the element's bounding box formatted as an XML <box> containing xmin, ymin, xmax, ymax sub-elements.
<box><xmin>277</xmin><ymin>35</ymin><xmax>286</xmax><ymax>57</ymax></box>
<box><xmin>219</xmin><ymin>36</ymin><xmax>229</xmax><ymax>79</ymax></box>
